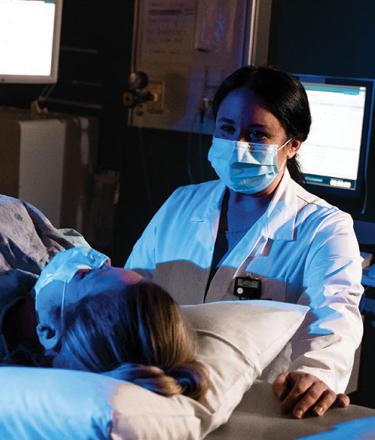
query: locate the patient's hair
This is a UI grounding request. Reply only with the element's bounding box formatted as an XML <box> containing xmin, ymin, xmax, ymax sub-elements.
<box><xmin>59</xmin><ymin>281</ymin><xmax>208</xmax><ymax>401</ymax></box>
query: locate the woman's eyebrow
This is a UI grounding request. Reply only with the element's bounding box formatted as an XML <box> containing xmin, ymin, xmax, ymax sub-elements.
<box><xmin>248</xmin><ymin>123</ymin><xmax>267</xmax><ymax>129</ymax></box>
<box><xmin>218</xmin><ymin>117</ymin><xmax>235</xmax><ymax>123</ymax></box>
<box><xmin>218</xmin><ymin>117</ymin><xmax>267</xmax><ymax>129</ymax></box>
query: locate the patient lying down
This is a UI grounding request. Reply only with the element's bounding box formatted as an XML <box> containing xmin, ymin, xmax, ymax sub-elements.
<box><xmin>3</xmin><ymin>247</ymin><xmax>349</xmax><ymax>419</ymax></box>
<box><xmin>7</xmin><ymin>247</ymin><xmax>208</xmax><ymax>401</ymax></box>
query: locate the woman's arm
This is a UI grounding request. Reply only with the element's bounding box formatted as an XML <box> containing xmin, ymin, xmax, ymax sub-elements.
<box><xmin>274</xmin><ymin>211</ymin><xmax>363</xmax><ymax>417</ymax></box>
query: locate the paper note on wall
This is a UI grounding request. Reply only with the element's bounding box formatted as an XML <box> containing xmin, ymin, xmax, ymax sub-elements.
<box><xmin>194</xmin><ymin>0</ymin><xmax>237</xmax><ymax>54</ymax></box>
<box><xmin>131</xmin><ymin>0</ymin><xmax>251</xmax><ymax>133</ymax></box>
<box><xmin>138</xmin><ymin>0</ymin><xmax>196</xmax><ymax>69</ymax></box>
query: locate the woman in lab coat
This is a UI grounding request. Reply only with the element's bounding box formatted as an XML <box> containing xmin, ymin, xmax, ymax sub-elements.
<box><xmin>126</xmin><ymin>66</ymin><xmax>363</xmax><ymax>418</ymax></box>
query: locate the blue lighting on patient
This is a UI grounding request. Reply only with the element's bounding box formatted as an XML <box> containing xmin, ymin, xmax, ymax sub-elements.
<box><xmin>33</xmin><ymin>247</ymin><xmax>143</xmax><ymax>360</ymax></box>
<box><xmin>34</xmin><ymin>246</ymin><xmax>110</xmax><ymax>303</ymax></box>
<box><xmin>297</xmin><ymin>417</ymin><xmax>375</xmax><ymax>439</ymax></box>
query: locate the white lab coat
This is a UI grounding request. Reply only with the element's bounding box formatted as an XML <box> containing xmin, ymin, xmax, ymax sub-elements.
<box><xmin>126</xmin><ymin>170</ymin><xmax>364</xmax><ymax>392</ymax></box>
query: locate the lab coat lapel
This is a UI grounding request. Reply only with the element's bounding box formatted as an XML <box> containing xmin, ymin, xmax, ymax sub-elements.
<box><xmin>263</xmin><ymin>169</ymin><xmax>298</xmax><ymax>241</ymax></box>
<box><xmin>184</xmin><ymin>181</ymin><xmax>226</xmax><ymax>300</ymax></box>
<box><xmin>190</xmin><ymin>180</ymin><xmax>226</xmax><ymax>251</ymax></box>
<box><xmin>204</xmin><ymin>220</ymin><xmax>267</xmax><ymax>302</ymax></box>
<box><xmin>205</xmin><ymin>170</ymin><xmax>299</xmax><ymax>302</ymax></box>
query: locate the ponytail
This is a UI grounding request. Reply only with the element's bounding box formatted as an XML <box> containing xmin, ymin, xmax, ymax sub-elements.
<box><xmin>287</xmin><ymin>155</ymin><xmax>305</xmax><ymax>184</ymax></box>
<box><xmin>107</xmin><ymin>361</ymin><xmax>208</xmax><ymax>401</ymax></box>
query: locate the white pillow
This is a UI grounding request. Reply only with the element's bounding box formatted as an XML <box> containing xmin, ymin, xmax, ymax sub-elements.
<box><xmin>182</xmin><ymin>300</ymin><xmax>309</xmax><ymax>431</ymax></box>
<box><xmin>0</xmin><ymin>300</ymin><xmax>308</xmax><ymax>439</ymax></box>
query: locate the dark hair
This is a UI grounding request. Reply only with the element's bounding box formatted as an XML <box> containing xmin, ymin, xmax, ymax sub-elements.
<box><xmin>60</xmin><ymin>281</ymin><xmax>208</xmax><ymax>401</ymax></box>
<box><xmin>212</xmin><ymin>65</ymin><xmax>312</xmax><ymax>183</ymax></box>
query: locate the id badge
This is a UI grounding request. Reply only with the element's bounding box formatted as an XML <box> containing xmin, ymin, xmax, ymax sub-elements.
<box><xmin>233</xmin><ymin>275</ymin><xmax>262</xmax><ymax>300</ymax></box>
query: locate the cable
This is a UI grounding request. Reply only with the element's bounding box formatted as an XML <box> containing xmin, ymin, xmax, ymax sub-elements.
<box><xmin>137</xmin><ymin>125</ymin><xmax>154</xmax><ymax>216</ymax></box>
<box><xmin>30</xmin><ymin>83</ymin><xmax>56</xmax><ymax>117</ymax></box>
<box><xmin>186</xmin><ymin>97</ymin><xmax>214</xmax><ymax>184</ymax></box>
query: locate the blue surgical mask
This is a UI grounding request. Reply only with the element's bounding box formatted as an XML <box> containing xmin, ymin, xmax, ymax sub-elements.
<box><xmin>208</xmin><ymin>137</ymin><xmax>291</xmax><ymax>194</ymax></box>
<box><xmin>34</xmin><ymin>246</ymin><xmax>109</xmax><ymax>332</ymax></box>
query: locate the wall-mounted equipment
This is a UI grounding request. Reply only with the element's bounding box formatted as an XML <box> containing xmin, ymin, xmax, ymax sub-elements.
<box><xmin>0</xmin><ymin>0</ymin><xmax>63</xmax><ymax>84</ymax></box>
<box><xmin>123</xmin><ymin>71</ymin><xmax>164</xmax><ymax>116</ymax></box>
<box><xmin>128</xmin><ymin>0</ymin><xmax>272</xmax><ymax>134</ymax></box>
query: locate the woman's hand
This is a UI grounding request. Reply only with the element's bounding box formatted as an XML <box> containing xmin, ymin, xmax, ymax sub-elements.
<box><xmin>273</xmin><ymin>371</ymin><xmax>350</xmax><ymax>418</ymax></box>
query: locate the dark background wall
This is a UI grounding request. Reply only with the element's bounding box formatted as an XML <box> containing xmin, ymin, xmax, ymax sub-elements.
<box><xmin>1</xmin><ymin>0</ymin><xmax>375</xmax><ymax>265</ymax></box>
<box><xmin>269</xmin><ymin>0</ymin><xmax>375</xmax><ymax>78</ymax></box>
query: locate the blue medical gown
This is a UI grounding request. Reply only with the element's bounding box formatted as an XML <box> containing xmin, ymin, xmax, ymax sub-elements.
<box><xmin>0</xmin><ymin>195</ymin><xmax>73</xmax><ymax>361</ymax></box>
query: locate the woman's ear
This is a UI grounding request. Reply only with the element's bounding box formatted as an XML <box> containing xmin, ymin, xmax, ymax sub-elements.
<box><xmin>287</xmin><ymin>139</ymin><xmax>303</xmax><ymax>159</ymax></box>
<box><xmin>36</xmin><ymin>323</ymin><xmax>60</xmax><ymax>351</ymax></box>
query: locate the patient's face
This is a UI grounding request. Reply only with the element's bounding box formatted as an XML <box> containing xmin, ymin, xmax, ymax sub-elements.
<box><xmin>38</xmin><ymin>266</ymin><xmax>143</xmax><ymax>315</ymax></box>
<box><xmin>67</xmin><ymin>265</ymin><xmax>143</xmax><ymax>297</ymax></box>
<box><xmin>36</xmin><ymin>266</ymin><xmax>144</xmax><ymax>343</ymax></box>
<box><xmin>51</xmin><ymin>267</ymin><xmax>144</xmax><ymax>369</ymax></box>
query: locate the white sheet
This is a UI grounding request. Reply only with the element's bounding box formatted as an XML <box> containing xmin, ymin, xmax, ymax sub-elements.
<box><xmin>207</xmin><ymin>380</ymin><xmax>375</xmax><ymax>440</ymax></box>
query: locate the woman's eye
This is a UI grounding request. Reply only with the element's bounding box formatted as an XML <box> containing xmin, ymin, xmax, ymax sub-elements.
<box><xmin>219</xmin><ymin>124</ymin><xmax>235</xmax><ymax>134</ymax></box>
<box><xmin>248</xmin><ymin>131</ymin><xmax>267</xmax><ymax>142</ymax></box>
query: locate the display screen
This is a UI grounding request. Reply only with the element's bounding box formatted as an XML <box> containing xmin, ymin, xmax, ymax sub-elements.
<box><xmin>299</xmin><ymin>81</ymin><xmax>367</xmax><ymax>191</ymax></box>
<box><xmin>0</xmin><ymin>0</ymin><xmax>62</xmax><ymax>83</ymax></box>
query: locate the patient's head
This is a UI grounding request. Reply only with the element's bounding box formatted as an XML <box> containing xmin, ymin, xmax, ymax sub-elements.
<box><xmin>34</xmin><ymin>247</ymin><xmax>208</xmax><ymax>400</ymax></box>
<box><xmin>34</xmin><ymin>247</ymin><xmax>142</xmax><ymax>351</ymax></box>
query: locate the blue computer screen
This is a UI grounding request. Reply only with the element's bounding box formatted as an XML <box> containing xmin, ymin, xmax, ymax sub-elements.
<box><xmin>299</xmin><ymin>80</ymin><xmax>370</xmax><ymax>194</ymax></box>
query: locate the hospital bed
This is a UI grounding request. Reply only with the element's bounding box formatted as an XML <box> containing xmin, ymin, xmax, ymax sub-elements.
<box><xmin>207</xmin><ymin>380</ymin><xmax>375</xmax><ymax>440</ymax></box>
<box><xmin>1</xmin><ymin>300</ymin><xmax>375</xmax><ymax>439</ymax></box>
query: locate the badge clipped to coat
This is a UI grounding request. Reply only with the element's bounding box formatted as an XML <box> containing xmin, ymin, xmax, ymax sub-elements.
<box><xmin>233</xmin><ymin>274</ymin><xmax>262</xmax><ymax>300</ymax></box>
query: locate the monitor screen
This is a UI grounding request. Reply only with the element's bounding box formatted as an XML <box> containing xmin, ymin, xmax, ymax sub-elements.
<box><xmin>0</xmin><ymin>0</ymin><xmax>63</xmax><ymax>84</ymax></box>
<box><xmin>295</xmin><ymin>75</ymin><xmax>374</xmax><ymax>200</ymax></box>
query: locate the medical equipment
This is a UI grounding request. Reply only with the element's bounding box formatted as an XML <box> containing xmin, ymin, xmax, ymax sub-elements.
<box><xmin>293</xmin><ymin>74</ymin><xmax>375</xmax><ymax>215</ymax></box>
<box><xmin>0</xmin><ymin>0</ymin><xmax>63</xmax><ymax>84</ymax></box>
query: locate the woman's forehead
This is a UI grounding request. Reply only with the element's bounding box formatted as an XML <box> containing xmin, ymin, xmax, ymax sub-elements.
<box><xmin>110</xmin><ymin>267</ymin><xmax>143</xmax><ymax>285</ymax></box>
<box><xmin>218</xmin><ymin>89</ymin><xmax>265</xmax><ymax>119</ymax></box>
<box><xmin>217</xmin><ymin>88</ymin><xmax>284</xmax><ymax>133</ymax></box>
<box><xmin>72</xmin><ymin>266</ymin><xmax>143</xmax><ymax>292</ymax></box>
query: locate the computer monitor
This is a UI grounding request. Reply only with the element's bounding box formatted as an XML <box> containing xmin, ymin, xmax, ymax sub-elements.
<box><xmin>0</xmin><ymin>0</ymin><xmax>63</xmax><ymax>84</ymax></box>
<box><xmin>294</xmin><ymin>74</ymin><xmax>374</xmax><ymax>203</ymax></box>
